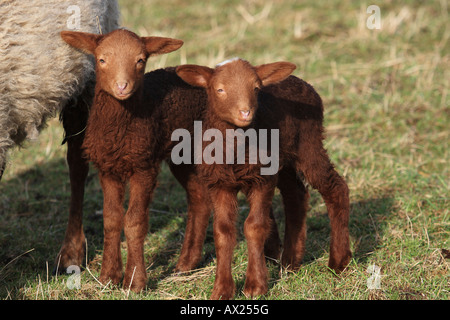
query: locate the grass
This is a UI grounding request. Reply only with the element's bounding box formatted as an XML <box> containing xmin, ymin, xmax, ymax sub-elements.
<box><xmin>0</xmin><ymin>0</ymin><xmax>448</xmax><ymax>300</ymax></box>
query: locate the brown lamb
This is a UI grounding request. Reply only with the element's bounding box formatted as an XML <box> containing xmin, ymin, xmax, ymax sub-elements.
<box><xmin>176</xmin><ymin>58</ymin><xmax>351</xmax><ymax>299</ymax></box>
<box><xmin>60</xmin><ymin>28</ymin><xmax>188</xmax><ymax>291</ymax></box>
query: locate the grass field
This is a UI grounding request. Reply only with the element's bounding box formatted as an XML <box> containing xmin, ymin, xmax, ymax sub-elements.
<box><xmin>0</xmin><ymin>0</ymin><xmax>448</xmax><ymax>300</ymax></box>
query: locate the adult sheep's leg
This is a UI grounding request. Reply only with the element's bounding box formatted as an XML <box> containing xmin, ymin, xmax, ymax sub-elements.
<box><xmin>54</xmin><ymin>97</ymin><xmax>90</xmax><ymax>273</ymax></box>
<box><xmin>243</xmin><ymin>184</ymin><xmax>275</xmax><ymax>298</ymax></box>
<box><xmin>0</xmin><ymin>162</ymin><xmax>4</xmax><ymax>181</ymax></box>
<box><xmin>277</xmin><ymin>166</ymin><xmax>309</xmax><ymax>269</ymax></box>
<box><xmin>210</xmin><ymin>187</ymin><xmax>238</xmax><ymax>300</ymax></box>
<box><xmin>123</xmin><ymin>171</ymin><xmax>157</xmax><ymax>292</ymax></box>
<box><xmin>296</xmin><ymin>137</ymin><xmax>351</xmax><ymax>272</ymax></box>
<box><xmin>54</xmin><ymin>134</ymin><xmax>89</xmax><ymax>273</ymax></box>
<box><xmin>98</xmin><ymin>173</ymin><xmax>126</xmax><ymax>286</ymax></box>
<box><xmin>170</xmin><ymin>163</ymin><xmax>212</xmax><ymax>272</ymax></box>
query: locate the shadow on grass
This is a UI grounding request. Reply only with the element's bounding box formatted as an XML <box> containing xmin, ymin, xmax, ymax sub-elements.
<box><xmin>301</xmin><ymin>195</ymin><xmax>395</xmax><ymax>264</ymax></box>
<box><xmin>0</xmin><ymin>156</ymin><xmax>395</xmax><ymax>298</ymax></box>
<box><xmin>0</xmin><ymin>158</ymin><xmax>185</xmax><ymax>298</ymax></box>
<box><xmin>0</xmin><ymin>157</ymin><xmax>101</xmax><ymax>298</ymax></box>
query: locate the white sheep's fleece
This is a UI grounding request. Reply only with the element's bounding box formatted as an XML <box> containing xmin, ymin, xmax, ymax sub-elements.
<box><xmin>0</xmin><ymin>0</ymin><xmax>119</xmax><ymax>170</ymax></box>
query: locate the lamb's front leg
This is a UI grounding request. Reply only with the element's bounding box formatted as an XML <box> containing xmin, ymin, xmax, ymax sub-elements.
<box><xmin>123</xmin><ymin>171</ymin><xmax>157</xmax><ymax>292</ymax></box>
<box><xmin>98</xmin><ymin>173</ymin><xmax>126</xmax><ymax>286</ymax></box>
<box><xmin>243</xmin><ymin>184</ymin><xmax>275</xmax><ymax>298</ymax></box>
<box><xmin>210</xmin><ymin>187</ymin><xmax>238</xmax><ymax>300</ymax></box>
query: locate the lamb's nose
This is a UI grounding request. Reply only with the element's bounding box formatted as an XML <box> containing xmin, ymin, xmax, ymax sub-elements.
<box><xmin>240</xmin><ymin>110</ymin><xmax>250</xmax><ymax>119</ymax></box>
<box><xmin>116</xmin><ymin>82</ymin><xmax>128</xmax><ymax>92</ymax></box>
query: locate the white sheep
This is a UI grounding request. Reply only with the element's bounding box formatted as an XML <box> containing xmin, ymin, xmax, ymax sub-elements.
<box><xmin>0</xmin><ymin>0</ymin><xmax>120</xmax><ymax>178</ymax></box>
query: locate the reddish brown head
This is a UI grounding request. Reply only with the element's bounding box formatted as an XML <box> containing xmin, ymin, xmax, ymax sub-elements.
<box><xmin>61</xmin><ymin>29</ymin><xmax>183</xmax><ymax>100</ymax></box>
<box><xmin>176</xmin><ymin>58</ymin><xmax>296</xmax><ymax>127</ymax></box>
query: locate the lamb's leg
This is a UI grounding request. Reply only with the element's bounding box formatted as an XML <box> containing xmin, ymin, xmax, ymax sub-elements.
<box><xmin>169</xmin><ymin>163</ymin><xmax>212</xmax><ymax>272</ymax></box>
<box><xmin>123</xmin><ymin>171</ymin><xmax>157</xmax><ymax>292</ymax></box>
<box><xmin>263</xmin><ymin>207</ymin><xmax>281</xmax><ymax>260</ymax></box>
<box><xmin>321</xmin><ymin>172</ymin><xmax>351</xmax><ymax>272</ymax></box>
<box><xmin>277</xmin><ymin>166</ymin><xmax>309</xmax><ymax>269</ymax></box>
<box><xmin>98</xmin><ymin>173</ymin><xmax>126</xmax><ymax>286</ymax></box>
<box><xmin>243</xmin><ymin>184</ymin><xmax>275</xmax><ymax>298</ymax></box>
<box><xmin>210</xmin><ymin>187</ymin><xmax>238</xmax><ymax>300</ymax></box>
<box><xmin>243</xmin><ymin>187</ymin><xmax>280</xmax><ymax>262</ymax></box>
<box><xmin>297</xmin><ymin>143</ymin><xmax>351</xmax><ymax>272</ymax></box>
<box><xmin>54</xmin><ymin>101</ymin><xmax>89</xmax><ymax>273</ymax></box>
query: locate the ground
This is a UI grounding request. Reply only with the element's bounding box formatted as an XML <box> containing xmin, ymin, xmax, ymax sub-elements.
<box><xmin>0</xmin><ymin>0</ymin><xmax>448</xmax><ymax>300</ymax></box>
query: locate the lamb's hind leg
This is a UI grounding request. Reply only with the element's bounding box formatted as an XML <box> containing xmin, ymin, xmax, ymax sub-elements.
<box><xmin>170</xmin><ymin>163</ymin><xmax>212</xmax><ymax>272</ymax></box>
<box><xmin>277</xmin><ymin>166</ymin><xmax>309</xmax><ymax>269</ymax></box>
<box><xmin>297</xmin><ymin>144</ymin><xmax>351</xmax><ymax>272</ymax></box>
<box><xmin>263</xmin><ymin>207</ymin><xmax>282</xmax><ymax>261</ymax></box>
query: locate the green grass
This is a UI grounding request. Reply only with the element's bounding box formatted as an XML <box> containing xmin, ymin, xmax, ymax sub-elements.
<box><xmin>0</xmin><ymin>0</ymin><xmax>448</xmax><ymax>300</ymax></box>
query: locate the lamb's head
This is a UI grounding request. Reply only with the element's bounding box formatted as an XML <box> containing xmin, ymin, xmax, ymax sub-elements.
<box><xmin>176</xmin><ymin>58</ymin><xmax>296</xmax><ymax>127</ymax></box>
<box><xmin>61</xmin><ymin>29</ymin><xmax>183</xmax><ymax>100</ymax></box>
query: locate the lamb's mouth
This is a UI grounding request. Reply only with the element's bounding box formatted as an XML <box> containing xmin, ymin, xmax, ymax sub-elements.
<box><xmin>114</xmin><ymin>91</ymin><xmax>133</xmax><ymax>100</ymax></box>
<box><xmin>235</xmin><ymin>114</ymin><xmax>253</xmax><ymax>127</ymax></box>
<box><xmin>236</xmin><ymin>110</ymin><xmax>252</xmax><ymax>124</ymax></box>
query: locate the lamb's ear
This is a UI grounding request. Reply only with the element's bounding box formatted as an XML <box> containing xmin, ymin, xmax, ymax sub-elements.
<box><xmin>255</xmin><ymin>62</ymin><xmax>296</xmax><ymax>86</ymax></box>
<box><xmin>176</xmin><ymin>65</ymin><xmax>214</xmax><ymax>88</ymax></box>
<box><xmin>142</xmin><ymin>37</ymin><xmax>184</xmax><ymax>56</ymax></box>
<box><xmin>60</xmin><ymin>31</ymin><xmax>102</xmax><ymax>55</ymax></box>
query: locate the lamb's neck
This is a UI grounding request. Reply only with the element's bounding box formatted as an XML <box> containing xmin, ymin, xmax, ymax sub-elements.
<box><xmin>93</xmin><ymin>87</ymin><xmax>145</xmax><ymax>117</ymax></box>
